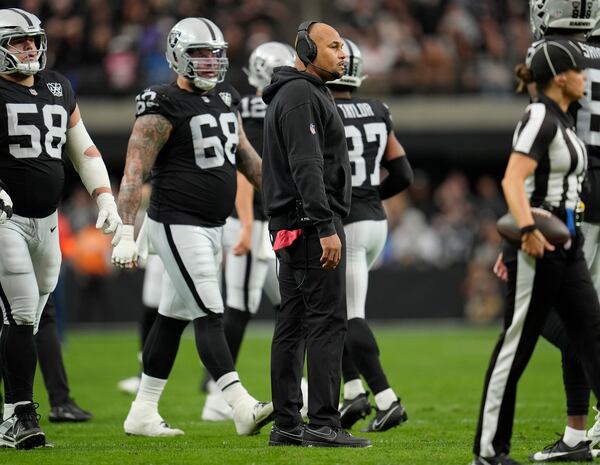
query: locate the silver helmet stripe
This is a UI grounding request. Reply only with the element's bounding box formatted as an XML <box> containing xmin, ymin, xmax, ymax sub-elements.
<box><xmin>198</xmin><ymin>18</ymin><xmax>217</xmax><ymax>41</ymax></box>
<box><xmin>7</xmin><ymin>8</ymin><xmax>34</xmax><ymax>27</ymax></box>
<box><xmin>345</xmin><ymin>38</ymin><xmax>355</xmax><ymax>77</ymax></box>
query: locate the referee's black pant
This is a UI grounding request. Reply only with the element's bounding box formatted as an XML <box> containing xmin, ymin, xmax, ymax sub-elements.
<box><xmin>474</xmin><ymin>231</ymin><xmax>600</xmax><ymax>457</ymax></box>
<box><xmin>271</xmin><ymin>219</ymin><xmax>347</xmax><ymax>428</ymax></box>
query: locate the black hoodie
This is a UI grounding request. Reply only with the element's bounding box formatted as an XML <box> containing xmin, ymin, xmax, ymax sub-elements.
<box><xmin>261</xmin><ymin>66</ymin><xmax>351</xmax><ymax>238</ymax></box>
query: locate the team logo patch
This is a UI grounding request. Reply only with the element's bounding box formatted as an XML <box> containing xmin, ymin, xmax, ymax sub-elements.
<box><xmin>219</xmin><ymin>92</ymin><xmax>232</xmax><ymax>107</ymax></box>
<box><xmin>202</xmin><ymin>96</ymin><xmax>210</xmax><ymax>103</ymax></box>
<box><xmin>309</xmin><ymin>123</ymin><xmax>316</xmax><ymax>135</ymax></box>
<box><xmin>29</xmin><ymin>88</ymin><xmax>37</xmax><ymax>96</ymax></box>
<box><xmin>168</xmin><ymin>30</ymin><xmax>181</xmax><ymax>49</ymax></box>
<box><xmin>47</xmin><ymin>82</ymin><xmax>63</xmax><ymax>97</ymax></box>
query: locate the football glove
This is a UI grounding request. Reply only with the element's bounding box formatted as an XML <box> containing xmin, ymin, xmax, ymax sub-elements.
<box><xmin>0</xmin><ymin>188</ymin><xmax>13</xmax><ymax>225</ymax></box>
<box><xmin>96</xmin><ymin>193</ymin><xmax>123</xmax><ymax>245</ymax></box>
<box><xmin>111</xmin><ymin>225</ymin><xmax>137</xmax><ymax>269</ymax></box>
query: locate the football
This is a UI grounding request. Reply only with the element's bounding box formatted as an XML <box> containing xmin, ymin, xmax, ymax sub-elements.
<box><xmin>496</xmin><ymin>207</ymin><xmax>571</xmax><ymax>246</ymax></box>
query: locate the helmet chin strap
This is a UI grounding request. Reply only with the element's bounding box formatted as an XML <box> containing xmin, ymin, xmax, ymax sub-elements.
<box><xmin>192</xmin><ymin>76</ymin><xmax>217</xmax><ymax>91</ymax></box>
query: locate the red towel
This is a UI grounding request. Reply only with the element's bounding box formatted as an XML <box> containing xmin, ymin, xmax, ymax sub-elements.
<box><xmin>273</xmin><ymin>229</ymin><xmax>303</xmax><ymax>251</ymax></box>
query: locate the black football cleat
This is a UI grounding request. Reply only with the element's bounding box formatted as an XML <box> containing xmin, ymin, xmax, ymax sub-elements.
<box><xmin>13</xmin><ymin>403</ymin><xmax>46</xmax><ymax>450</ymax></box>
<box><xmin>49</xmin><ymin>398</ymin><xmax>93</xmax><ymax>423</ymax></box>
<box><xmin>340</xmin><ymin>392</ymin><xmax>372</xmax><ymax>429</ymax></box>
<box><xmin>529</xmin><ymin>436</ymin><xmax>592</xmax><ymax>462</ymax></box>
<box><xmin>268</xmin><ymin>424</ymin><xmax>304</xmax><ymax>446</ymax></box>
<box><xmin>302</xmin><ymin>425</ymin><xmax>371</xmax><ymax>448</ymax></box>
<box><xmin>361</xmin><ymin>399</ymin><xmax>407</xmax><ymax>432</ymax></box>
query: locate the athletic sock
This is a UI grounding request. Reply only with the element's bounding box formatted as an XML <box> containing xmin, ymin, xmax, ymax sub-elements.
<box><xmin>206</xmin><ymin>379</ymin><xmax>219</xmax><ymax>394</ymax></box>
<box><xmin>223</xmin><ymin>307</ymin><xmax>251</xmax><ymax>364</ymax></box>
<box><xmin>217</xmin><ymin>372</ymin><xmax>249</xmax><ymax>409</ymax></box>
<box><xmin>0</xmin><ymin>324</ymin><xmax>36</xmax><ymax>403</ymax></box>
<box><xmin>344</xmin><ymin>379</ymin><xmax>366</xmax><ymax>400</ymax></box>
<box><xmin>374</xmin><ymin>388</ymin><xmax>397</xmax><ymax>411</ymax></box>
<box><xmin>194</xmin><ymin>314</ymin><xmax>235</xmax><ymax>380</ymax></box>
<box><xmin>341</xmin><ymin>344</ymin><xmax>361</xmax><ymax>383</ymax></box>
<box><xmin>347</xmin><ymin>318</ymin><xmax>391</xmax><ymax>394</ymax></box>
<box><xmin>3</xmin><ymin>403</ymin><xmax>14</xmax><ymax>421</ymax></box>
<box><xmin>142</xmin><ymin>314</ymin><xmax>187</xmax><ymax>379</ymax></box>
<box><xmin>564</xmin><ymin>425</ymin><xmax>586</xmax><ymax>447</ymax></box>
<box><xmin>135</xmin><ymin>373</ymin><xmax>167</xmax><ymax>407</ymax></box>
<box><xmin>140</xmin><ymin>305</ymin><xmax>158</xmax><ymax>349</ymax></box>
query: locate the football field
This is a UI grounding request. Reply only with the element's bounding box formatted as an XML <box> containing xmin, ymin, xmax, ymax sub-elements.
<box><xmin>1</xmin><ymin>323</ymin><xmax>583</xmax><ymax>465</ymax></box>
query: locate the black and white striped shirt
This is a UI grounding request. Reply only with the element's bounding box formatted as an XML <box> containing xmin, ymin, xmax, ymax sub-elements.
<box><xmin>512</xmin><ymin>94</ymin><xmax>587</xmax><ymax>211</ymax></box>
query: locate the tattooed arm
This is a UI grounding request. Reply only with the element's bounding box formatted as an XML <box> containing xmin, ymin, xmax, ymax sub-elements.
<box><xmin>236</xmin><ymin>113</ymin><xmax>262</xmax><ymax>191</ymax></box>
<box><xmin>117</xmin><ymin>114</ymin><xmax>173</xmax><ymax>224</ymax></box>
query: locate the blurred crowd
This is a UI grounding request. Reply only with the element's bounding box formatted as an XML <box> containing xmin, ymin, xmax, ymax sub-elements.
<box><xmin>333</xmin><ymin>0</ymin><xmax>531</xmax><ymax>94</ymax></box>
<box><xmin>380</xmin><ymin>171</ymin><xmax>506</xmax><ymax>322</ymax></box>
<box><xmin>9</xmin><ymin>0</ymin><xmax>531</xmax><ymax>95</ymax></box>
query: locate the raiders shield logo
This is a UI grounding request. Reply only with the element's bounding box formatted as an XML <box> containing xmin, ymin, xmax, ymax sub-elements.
<box><xmin>219</xmin><ymin>92</ymin><xmax>232</xmax><ymax>107</ymax></box>
<box><xmin>168</xmin><ymin>30</ymin><xmax>181</xmax><ymax>49</ymax></box>
<box><xmin>47</xmin><ymin>82</ymin><xmax>63</xmax><ymax>97</ymax></box>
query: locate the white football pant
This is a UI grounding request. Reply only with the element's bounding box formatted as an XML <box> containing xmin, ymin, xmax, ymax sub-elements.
<box><xmin>345</xmin><ymin>220</ymin><xmax>387</xmax><ymax>320</ymax></box>
<box><xmin>0</xmin><ymin>211</ymin><xmax>61</xmax><ymax>329</ymax></box>
<box><xmin>147</xmin><ymin>218</ymin><xmax>224</xmax><ymax>320</ymax></box>
<box><xmin>222</xmin><ymin>217</ymin><xmax>280</xmax><ymax>314</ymax></box>
<box><xmin>142</xmin><ymin>254</ymin><xmax>164</xmax><ymax>309</ymax></box>
<box><xmin>581</xmin><ymin>221</ymin><xmax>600</xmax><ymax>296</ymax></box>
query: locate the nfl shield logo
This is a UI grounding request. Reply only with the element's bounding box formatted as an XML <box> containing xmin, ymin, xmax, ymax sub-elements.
<box><xmin>219</xmin><ymin>92</ymin><xmax>232</xmax><ymax>107</ymax></box>
<box><xmin>309</xmin><ymin>123</ymin><xmax>316</xmax><ymax>135</ymax></box>
<box><xmin>47</xmin><ymin>82</ymin><xmax>63</xmax><ymax>97</ymax></box>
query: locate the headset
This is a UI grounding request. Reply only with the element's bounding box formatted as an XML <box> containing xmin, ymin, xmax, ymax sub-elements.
<box><xmin>296</xmin><ymin>21</ymin><xmax>318</xmax><ymax>65</ymax></box>
<box><xmin>295</xmin><ymin>21</ymin><xmax>342</xmax><ymax>79</ymax></box>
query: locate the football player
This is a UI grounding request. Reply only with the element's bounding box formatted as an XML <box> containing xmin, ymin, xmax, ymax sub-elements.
<box><xmin>0</xmin><ymin>8</ymin><xmax>121</xmax><ymax>449</ymax></box>
<box><xmin>201</xmin><ymin>41</ymin><xmax>299</xmax><ymax>421</ymax></box>
<box><xmin>112</xmin><ymin>17</ymin><xmax>273</xmax><ymax>437</ymax></box>
<box><xmin>487</xmin><ymin>1</ymin><xmax>600</xmax><ymax>462</ymax></box>
<box><xmin>325</xmin><ymin>38</ymin><xmax>413</xmax><ymax>432</ymax></box>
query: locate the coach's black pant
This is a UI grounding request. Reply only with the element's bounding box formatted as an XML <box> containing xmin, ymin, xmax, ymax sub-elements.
<box><xmin>271</xmin><ymin>220</ymin><xmax>347</xmax><ymax>428</ymax></box>
<box><xmin>36</xmin><ymin>295</ymin><xmax>70</xmax><ymax>406</ymax></box>
<box><xmin>541</xmin><ymin>311</ymin><xmax>590</xmax><ymax>417</ymax></box>
<box><xmin>474</xmin><ymin>231</ymin><xmax>600</xmax><ymax>457</ymax></box>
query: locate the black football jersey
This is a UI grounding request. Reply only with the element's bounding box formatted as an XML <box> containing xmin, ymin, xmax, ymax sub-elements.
<box><xmin>570</xmin><ymin>40</ymin><xmax>600</xmax><ymax>220</ymax></box>
<box><xmin>0</xmin><ymin>70</ymin><xmax>75</xmax><ymax>218</ymax></box>
<box><xmin>141</xmin><ymin>81</ymin><xmax>242</xmax><ymax>227</ymax></box>
<box><xmin>335</xmin><ymin>97</ymin><xmax>392</xmax><ymax>225</ymax></box>
<box><xmin>236</xmin><ymin>94</ymin><xmax>267</xmax><ymax>221</ymax></box>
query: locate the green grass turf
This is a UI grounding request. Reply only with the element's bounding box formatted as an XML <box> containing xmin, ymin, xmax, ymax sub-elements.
<box><xmin>0</xmin><ymin>323</ymin><xmax>585</xmax><ymax>465</ymax></box>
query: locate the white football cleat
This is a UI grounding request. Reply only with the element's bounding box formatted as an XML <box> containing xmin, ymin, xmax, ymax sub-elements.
<box><xmin>589</xmin><ymin>406</ymin><xmax>600</xmax><ymax>448</ymax></box>
<box><xmin>118</xmin><ymin>376</ymin><xmax>141</xmax><ymax>395</ymax></box>
<box><xmin>201</xmin><ymin>392</ymin><xmax>233</xmax><ymax>421</ymax></box>
<box><xmin>232</xmin><ymin>397</ymin><xmax>274</xmax><ymax>436</ymax></box>
<box><xmin>124</xmin><ymin>401</ymin><xmax>184</xmax><ymax>437</ymax></box>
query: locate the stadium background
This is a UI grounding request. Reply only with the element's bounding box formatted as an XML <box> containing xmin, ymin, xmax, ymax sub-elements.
<box><xmin>1</xmin><ymin>0</ymin><xmax>533</xmax><ymax>326</ymax></box>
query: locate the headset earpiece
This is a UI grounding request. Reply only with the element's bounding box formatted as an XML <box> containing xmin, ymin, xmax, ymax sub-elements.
<box><xmin>296</xmin><ymin>21</ymin><xmax>318</xmax><ymax>65</ymax></box>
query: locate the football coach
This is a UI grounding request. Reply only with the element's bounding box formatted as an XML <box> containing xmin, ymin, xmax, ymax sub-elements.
<box><xmin>261</xmin><ymin>21</ymin><xmax>370</xmax><ymax>448</ymax></box>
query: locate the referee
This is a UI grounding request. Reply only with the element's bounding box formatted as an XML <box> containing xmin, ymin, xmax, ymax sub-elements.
<box><xmin>262</xmin><ymin>21</ymin><xmax>369</xmax><ymax>447</ymax></box>
<box><xmin>472</xmin><ymin>39</ymin><xmax>600</xmax><ymax>465</ymax></box>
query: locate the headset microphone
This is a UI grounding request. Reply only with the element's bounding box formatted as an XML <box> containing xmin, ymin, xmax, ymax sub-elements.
<box><xmin>308</xmin><ymin>62</ymin><xmax>342</xmax><ymax>80</ymax></box>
